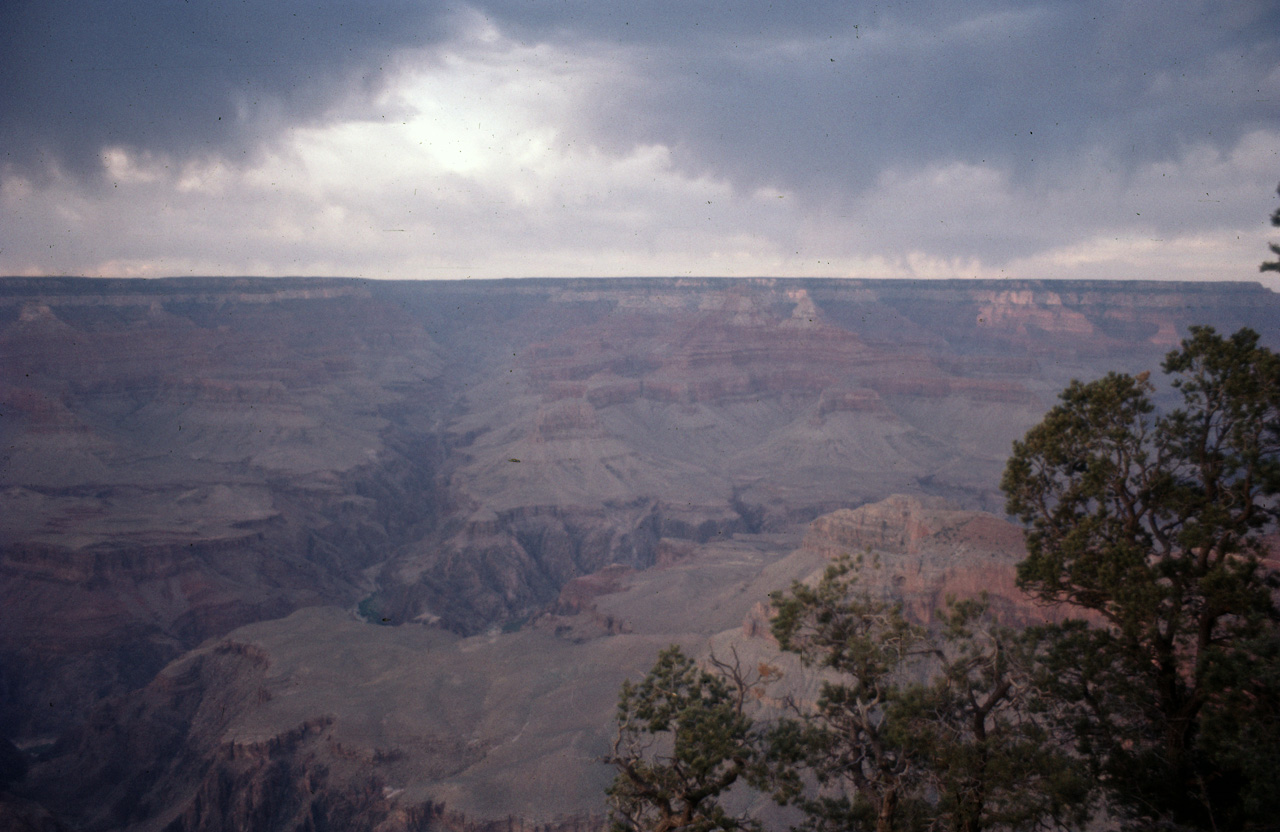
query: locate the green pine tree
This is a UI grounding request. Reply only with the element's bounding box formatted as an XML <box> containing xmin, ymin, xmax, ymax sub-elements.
<box><xmin>767</xmin><ymin>559</ymin><xmax>1089</xmax><ymax>832</ymax></box>
<box><xmin>1001</xmin><ymin>326</ymin><xmax>1280</xmax><ymax>829</ymax></box>
<box><xmin>605</xmin><ymin>646</ymin><xmax>767</xmax><ymax>832</ymax></box>
<box><xmin>1261</xmin><ymin>182</ymin><xmax>1280</xmax><ymax>273</ymax></box>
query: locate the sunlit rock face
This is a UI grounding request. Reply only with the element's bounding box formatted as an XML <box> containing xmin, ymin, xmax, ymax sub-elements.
<box><xmin>1</xmin><ymin>276</ymin><xmax>1277</xmax><ymax>829</ymax></box>
<box><xmin>796</xmin><ymin>494</ymin><xmax>1065</xmax><ymax>625</ymax></box>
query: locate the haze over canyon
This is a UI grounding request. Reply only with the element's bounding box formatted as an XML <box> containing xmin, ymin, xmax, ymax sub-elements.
<box><xmin>2</xmin><ymin>277</ymin><xmax>1278</xmax><ymax>831</ymax></box>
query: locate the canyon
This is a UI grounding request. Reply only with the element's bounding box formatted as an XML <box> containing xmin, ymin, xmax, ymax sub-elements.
<box><xmin>1</xmin><ymin>276</ymin><xmax>1277</xmax><ymax>830</ymax></box>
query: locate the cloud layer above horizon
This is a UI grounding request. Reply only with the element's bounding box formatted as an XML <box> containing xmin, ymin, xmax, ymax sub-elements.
<box><xmin>2</xmin><ymin>0</ymin><xmax>1279</xmax><ymax>283</ymax></box>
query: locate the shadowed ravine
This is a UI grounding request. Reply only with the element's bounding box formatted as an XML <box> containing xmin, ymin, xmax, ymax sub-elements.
<box><xmin>2</xmin><ymin>277</ymin><xmax>1277</xmax><ymax>830</ymax></box>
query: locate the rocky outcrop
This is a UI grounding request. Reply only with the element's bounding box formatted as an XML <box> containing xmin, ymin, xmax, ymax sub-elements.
<box><xmin>793</xmin><ymin>495</ymin><xmax>1064</xmax><ymax>626</ymax></box>
<box><xmin>531</xmin><ymin>402</ymin><xmax>604</xmax><ymax>443</ymax></box>
<box><xmin>17</xmin><ymin>606</ymin><xmax>643</xmax><ymax>832</ymax></box>
<box><xmin>803</xmin><ymin>495</ymin><xmax>970</xmax><ymax>557</ymax></box>
<box><xmin>519</xmin><ymin>303</ymin><xmax>909</xmax><ymax>408</ymax></box>
<box><xmin>384</xmin><ymin>501</ymin><xmax>668</xmax><ymax>633</ymax></box>
<box><xmin>0</xmin><ymin>281</ymin><xmax>450</xmax><ymax>737</ymax></box>
<box><xmin>159</xmin><ymin>716</ymin><xmax>399</xmax><ymax>832</ymax></box>
<box><xmin>21</xmin><ymin>641</ymin><xmax>271</xmax><ymax>830</ymax></box>
<box><xmin>3</xmin><ymin>276</ymin><xmax>1277</xmax><ymax>829</ymax></box>
<box><xmin>20</xmin><ymin>637</ymin><xmax>399</xmax><ymax>832</ymax></box>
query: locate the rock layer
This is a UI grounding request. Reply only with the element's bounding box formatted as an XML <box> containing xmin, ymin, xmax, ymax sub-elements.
<box><xmin>2</xmin><ymin>277</ymin><xmax>1278</xmax><ymax>827</ymax></box>
<box><xmin>19</xmin><ymin>495</ymin><xmax>1088</xmax><ymax>832</ymax></box>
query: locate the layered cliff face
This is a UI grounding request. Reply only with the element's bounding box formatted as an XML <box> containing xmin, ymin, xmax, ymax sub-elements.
<box><xmin>794</xmin><ymin>494</ymin><xmax>1057</xmax><ymax>625</ymax></box>
<box><xmin>369</xmin><ymin>279</ymin><xmax>1278</xmax><ymax>636</ymax></box>
<box><xmin>0</xmin><ymin>281</ymin><xmax>451</xmax><ymax>738</ymax></box>
<box><xmin>20</xmin><ymin>496</ymin><xmax>1060</xmax><ymax>832</ymax></box>
<box><xmin>2</xmin><ymin>277</ymin><xmax>1278</xmax><ymax>828</ymax></box>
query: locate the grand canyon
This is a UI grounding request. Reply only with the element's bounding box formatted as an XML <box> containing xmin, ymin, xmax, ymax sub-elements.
<box><xmin>3</xmin><ymin>277</ymin><xmax>1278</xmax><ymax>830</ymax></box>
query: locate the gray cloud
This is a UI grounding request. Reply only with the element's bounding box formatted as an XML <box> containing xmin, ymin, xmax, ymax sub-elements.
<box><xmin>1</xmin><ymin>0</ymin><xmax>1277</xmax><ymax>280</ymax></box>
<box><xmin>518</xmin><ymin>0</ymin><xmax>1278</xmax><ymax>265</ymax></box>
<box><xmin>525</xmin><ymin>1</ymin><xmax>1280</xmax><ymax>195</ymax></box>
<box><xmin>7</xmin><ymin>1</ymin><xmax>1277</xmax><ymax>190</ymax></box>
<box><xmin>0</xmin><ymin>0</ymin><xmax>454</xmax><ymax>177</ymax></box>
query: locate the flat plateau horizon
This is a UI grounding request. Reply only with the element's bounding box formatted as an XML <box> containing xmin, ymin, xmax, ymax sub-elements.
<box><xmin>2</xmin><ymin>276</ymin><xmax>1278</xmax><ymax>830</ymax></box>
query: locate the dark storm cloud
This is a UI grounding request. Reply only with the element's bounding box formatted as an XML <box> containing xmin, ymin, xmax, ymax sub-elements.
<box><xmin>3</xmin><ymin>0</ymin><xmax>1277</xmax><ymax>205</ymax></box>
<box><xmin>0</xmin><ymin>0</ymin><xmax>453</xmax><ymax>177</ymax></box>
<box><xmin>486</xmin><ymin>0</ymin><xmax>1280</xmax><ymax>197</ymax></box>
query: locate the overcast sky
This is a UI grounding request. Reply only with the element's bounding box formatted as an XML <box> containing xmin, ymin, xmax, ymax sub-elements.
<box><xmin>2</xmin><ymin>1</ymin><xmax>1278</xmax><ymax>284</ymax></box>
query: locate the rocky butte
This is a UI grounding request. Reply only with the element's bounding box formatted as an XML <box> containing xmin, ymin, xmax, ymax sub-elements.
<box><xmin>1</xmin><ymin>277</ymin><xmax>1277</xmax><ymax>830</ymax></box>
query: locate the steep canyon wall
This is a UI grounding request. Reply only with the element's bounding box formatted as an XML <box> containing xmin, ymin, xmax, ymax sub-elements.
<box><xmin>2</xmin><ymin>276</ymin><xmax>1277</xmax><ymax>829</ymax></box>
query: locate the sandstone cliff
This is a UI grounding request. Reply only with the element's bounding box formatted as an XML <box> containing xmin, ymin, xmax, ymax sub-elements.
<box><xmin>17</xmin><ymin>496</ymin><xmax>1104</xmax><ymax>830</ymax></box>
<box><xmin>2</xmin><ymin>277</ymin><xmax>1277</xmax><ymax>828</ymax></box>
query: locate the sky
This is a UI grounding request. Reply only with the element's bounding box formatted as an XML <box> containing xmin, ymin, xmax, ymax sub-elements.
<box><xmin>1</xmin><ymin>0</ymin><xmax>1278</xmax><ymax>284</ymax></box>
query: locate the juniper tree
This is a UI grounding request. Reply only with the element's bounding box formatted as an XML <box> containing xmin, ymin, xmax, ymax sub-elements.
<box><xmin>1261</xmin><ymin>182</ymin><xmax>1280</xmax><ymax>273</ymax></box>
<box><xmin>1001</xmin><ymin>326</ymin><xmax>1280</xmax><ymax>829</ymax></box>
<box><xmin>767</xmin><ymin>558</ymin><xmax>933</xmax><ymax>832</ymax></box>
<box><xmin>605</xmin><ymin>646</ymin><xmax>767</xmax><ymax>832</ymax></box>
<box><xmin>902</xmin><ymin>600</ymin><xmax>1091</xmax><ymax>832</ymax></box>
<box><xmin>766</xmin><ymin>560</ymin><xmax>1088</xmax><ymax>832</ymax></box>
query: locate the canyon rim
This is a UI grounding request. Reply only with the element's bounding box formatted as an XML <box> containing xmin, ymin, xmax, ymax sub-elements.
<box><xmin>2</xmin><ymin>276</ymin><xmax>1278</xmax><ymax>831</ymax></box>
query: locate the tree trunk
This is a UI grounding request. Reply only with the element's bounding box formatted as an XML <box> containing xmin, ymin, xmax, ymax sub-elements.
<box><xmin>876</xmin><ymin>786</ymin><xmax>898</xmax><ymax>832</ymax></box>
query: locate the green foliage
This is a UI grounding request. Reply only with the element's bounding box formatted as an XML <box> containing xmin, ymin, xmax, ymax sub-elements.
<box><xmin>905</xmin><ymin>602</ymin><xmax>1091</xmax><ymax>832</ymax></box>
<box><xmin>611</xmin><ymin>325</ymin><xmax>1280</xmax><ymax>830</ymax></box>
<box><xmin>767</xmin><ymin>560</ymin><xmax>1088</xmax><ymax>832</ymax></box>
<box><xmin>1001</xmin><ymin>326</ymin><xmax>1280</xmax><ymax>829</ymax></box>
<box><xmin>767</xmin><ymin>558</ymin><xmax>931</xmax><ymax>832</ymax></box>
<box><xmin>1262</xmin><ymin>182</ymin><xmax>1280</xmax><ymax>273</ymax></box>
<box><xmin>605</xmin><ymin>646</ymin><xmax>763</xmax><ymax>832</ymax></box>
<box><xmin>608</xmin><ymin>559</ymin><xmax>1091</xmax><ymax>832</ymax></box>
<box><xmin>1197</xmin><ymin>629</ymin><xmax>1280</xmax><ymax>822</ymax></box>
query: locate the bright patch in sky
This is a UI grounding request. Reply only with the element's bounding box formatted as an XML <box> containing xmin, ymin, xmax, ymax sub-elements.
<box><xmin>0</xmin><ymin>3</ymin><xmax>1277</xmax><ymax>284</ymax></box>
